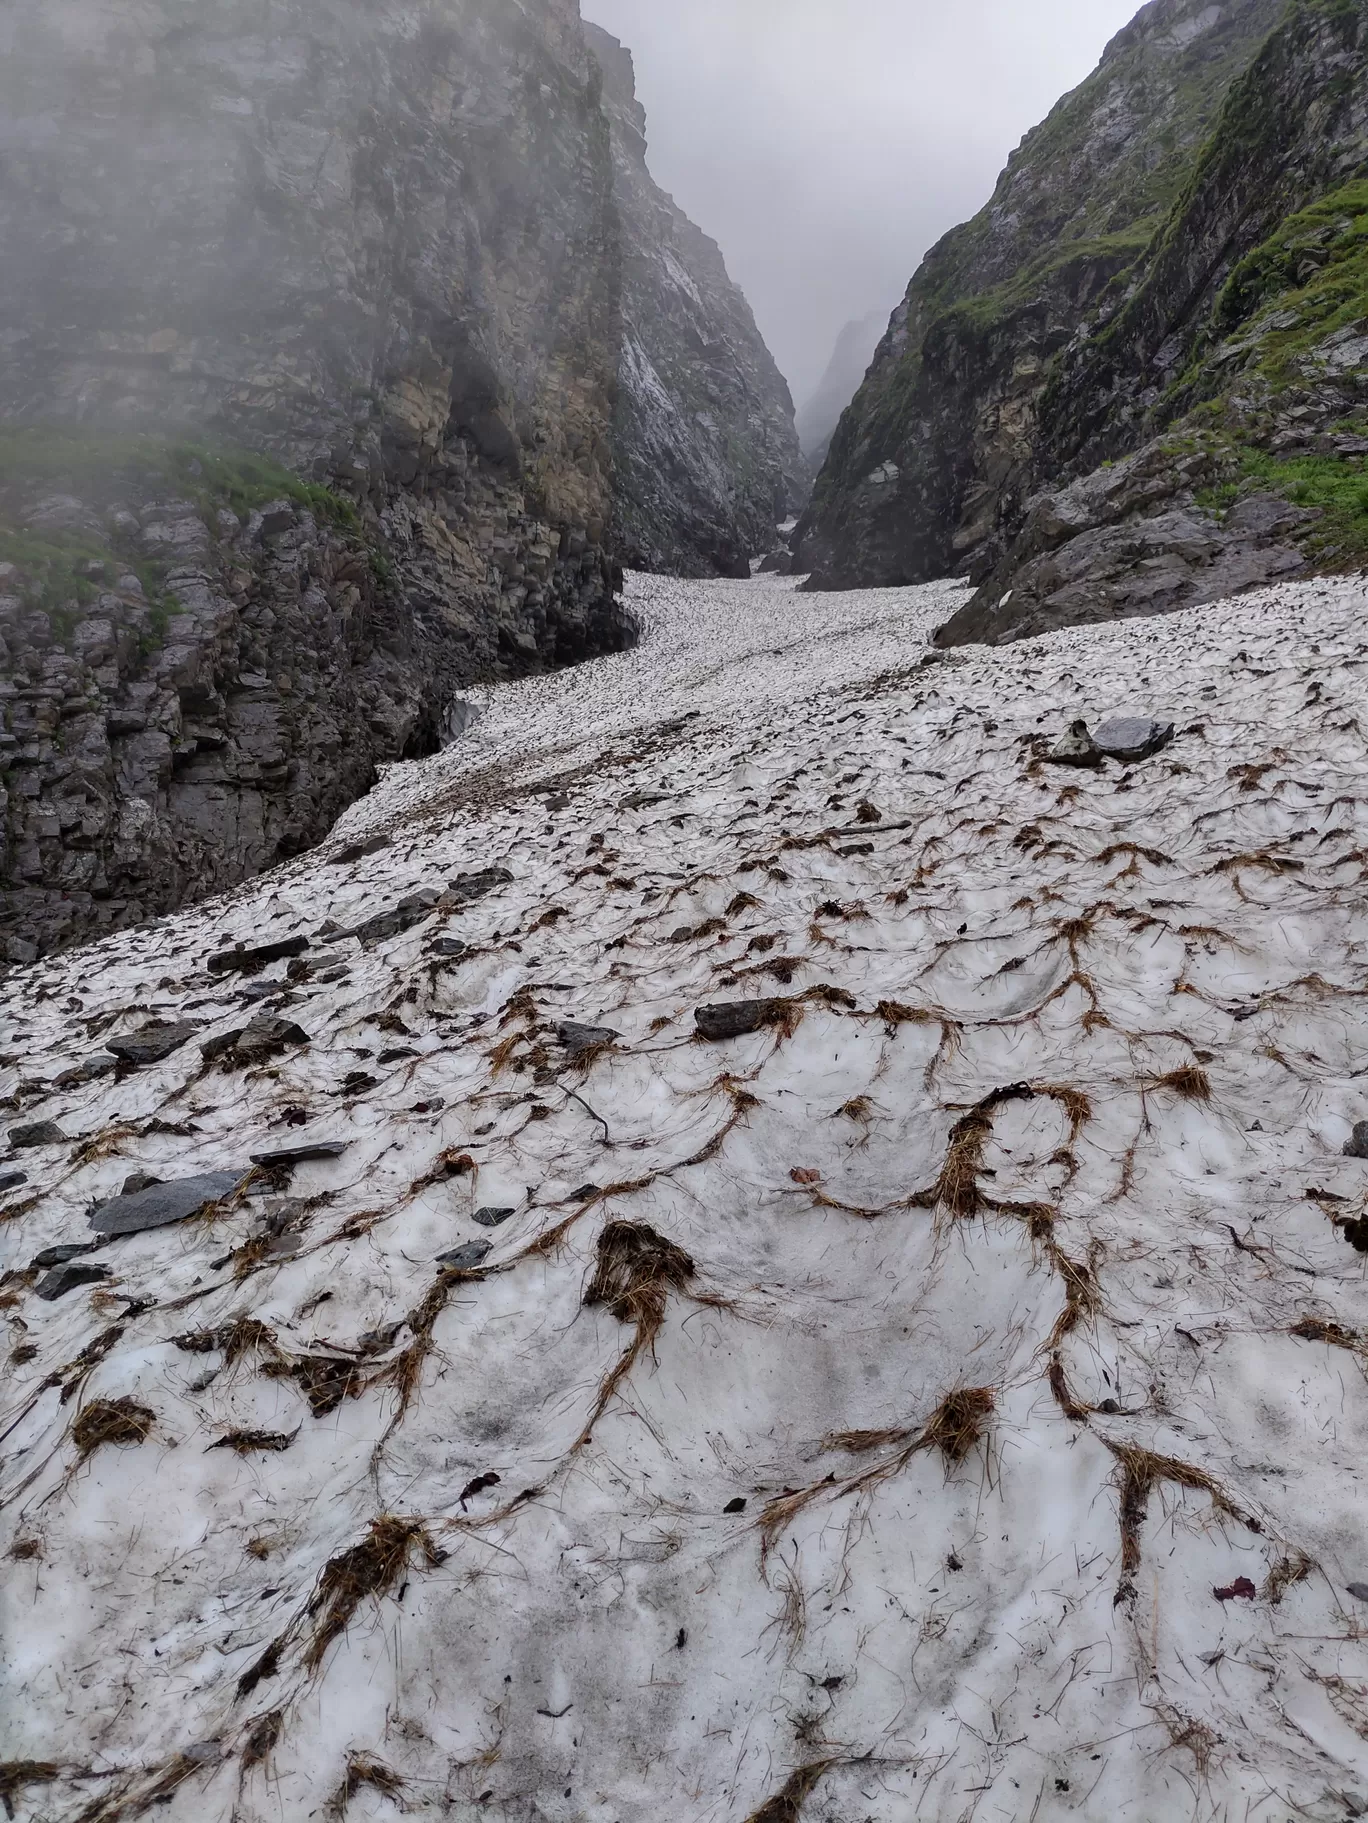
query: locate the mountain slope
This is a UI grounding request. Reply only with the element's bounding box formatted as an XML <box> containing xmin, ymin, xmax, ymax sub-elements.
<box><xmin>793</xmin><ymin>0</ymin><xmax>1286</xmax><ymax>591</ymax></box>
<box><xmin>5</xmin><ymin>567</ymin><xmax>1368</xmax><ymax>1819</ymax></box>
<box><xmin>942</xmin><ymin>0</ymin><xmax>1368</xmax><ymax>645</ymax></box>
<box><xmin>796</xmin><ymin>312</ymin><xmax>888</xmax><ymax>469</ymax></box>
<box><xmin>586</xmin><ymin>25</ymin><xmax>809</xmax><ymax>578</ymax></box>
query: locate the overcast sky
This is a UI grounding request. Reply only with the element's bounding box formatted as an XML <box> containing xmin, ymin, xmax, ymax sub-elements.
<box><xmin>585</xmin><ymin>0</ymin><xmax>1143</xmax><ymax>404</ymax></box>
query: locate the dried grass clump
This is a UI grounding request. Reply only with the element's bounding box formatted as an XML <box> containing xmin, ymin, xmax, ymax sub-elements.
<box><xmin>1</xmin><ymin>1762</ymin><xmax>60</xmax><ymax>1818</ymax></box>
<box><xmin>1264</xmin><ymin>1551</ymin><xmax>1314</xmax><ymax>1605</ymax></box>
<box><xmin>821</xmin><ymin>1426</ymin><xmax>916</xmax><ymax>1457</ymax></box>
<box><xmin>835</xmin><ymin>1096</ymin><xmax>873</xmax><ymax>1123</ymax></box>
<box><xmin>71</xmin><ymin>1397</ymin><xmax>155</xmax><ymax>1458</ymax></box>
<box><xmin>923</xmin><ymin>1387</ymin><xmax>996</xmax><ymax>1465</ymax></box>
<box><xmin>1290</xmin><ymin>1317</ymin><xmax>1359</xmax><ymax>1349</ymax></box>
<box><xmin>239</xmin><ymin>1710</ymin><xmax>283</xmax><ymax>1772</ymax></box>
<box><xmin>305</xmin><ymin>1517</ymin><xmax>444</xmax><ymax>1671</ymax></box>
<box><xmin>263</xmin><ymin>1355</ymin><xmax>367</xmax><ymax>1420</ymax></box>
<box><xmin>1149</xmin><ymin>1065</ymin><xmax>1212</xmax><ymax>1103</ymax></box>
<box><xmin>328</xmin><ymin>1755</ymin><xmax>405</xmax><ymax>1816</ymax></box>
<box><xmin>586</xmin><ymin>1221</ymin><xmax>695</xmax><ymax>1337</ymax></box>
<box><xmin>173</xmin><ymin>1316</ymin><xmax>279</xmax><ymax>1364</ymax></box>
<box><xmin>209</xmin><ymin>1430</ymin><xmax>296</xmax><ymax>1455</ymax></box>
<box><xmin>745</xmin><ymin>1760</ymin><xmax>836</xmax><ymax>1823</ymax></box>
<box><xmin>575</xmin><ymin>1222</ymin><xmax>697</xmax><ymax>1448</ymax></box>
<box><xmin>1109</xmin><ymin>1443</ymin><xmax>1255</xmax><ymax>1591</ymax></box>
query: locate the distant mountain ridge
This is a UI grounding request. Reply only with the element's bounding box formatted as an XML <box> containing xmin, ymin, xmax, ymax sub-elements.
<box><xmin>796</xmin><ymin>313</ymin><xmax>889</xmax><ymax>470</ymax></box>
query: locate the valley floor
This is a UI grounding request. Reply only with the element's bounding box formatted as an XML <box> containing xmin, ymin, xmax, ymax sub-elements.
<box><xmin>5</xmin><ymin>569</ymin><xmax>1368</xmax><ymax>1821</ymax></box>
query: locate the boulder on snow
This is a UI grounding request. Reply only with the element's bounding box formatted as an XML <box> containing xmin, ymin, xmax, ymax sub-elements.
<box><xmin>90</xmin><ymin>1170</ymin><xmax>245</xmax><ymax>1237</ymax></box>
<box><xmin>558</xmin><ymin>1021</ymin><xmax>620</xmax><ymax>1056</ymax></box>
<box><xmin>8</xmin><ymin>1121</ymin><xmax>67</xmax><ymax>1149</ymax></box>
<box><xmin>1344</xmin><ymin>1121</ymin><xmax>1368</xmax><ymax>1160</ymax></box>
<box><xmin>1046</xmin><ymin>722</ymin><xmax>1103</xmax><ymax>768</ymax></box>
<box><xmin>207</xmin><ymin>935</ymin><xmax>309</xmax><ymax>976</ymax></box>
<box><xmin>695</xmin><ymin>1000</ymin><xmax>792</xmax><ymax>1041</ymax></box>
<box><xmin>1093</xmin><ymin>716</ymin><xmax>1175</xmax><ymax>761</ymax></box>
<box><xmin>105</xmin><ymin>1022</ymin><xmax>200</xmax><ymax>1066</ymax></box>
<box><xmin>438</xmin><ymin>1240</ymin><xmax>494</xmax><ymax>1272</ymax></box>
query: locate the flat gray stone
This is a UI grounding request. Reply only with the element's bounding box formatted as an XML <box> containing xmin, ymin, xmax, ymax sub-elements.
<box><xmin>1344</xmin><ymin>1121</ymin><xmax>1368</xmax><ymax>1160</ymax></box>
<box><xmin>36</xmin><ymin>1261</ymin><xmax>111</xmax><ymax>1300</ymax></box>
<box><xmin>249</xmin><ymin>1141</ymin><xmax>348</xmax><ymax>1167</ymax></box>
<box><xmin>1347</xmin><ymin>1583</ymin><xmax>1368</xmax><ymax>1603</ymax></box>
<box><xmin>0</xmin><ymin>1169</ymin><xmax>28</xmax><ymax>1194</ymax></box>
<box><xmin>90</xmin><ymin>1170</ymin><xmax>244</xmax><ymax>1237</ymax></box>
<box><xmin>473</xmin><ymin>1207</ymin><xmax>516</xmax><ymax>1228</ymax></box>
<box><xmin>29</xmin><ymin>1242</ymin><xmax>99</xmax><ymax>1271</ymax></box>
<box><xmin>8</xmin><ymin>1121</ymin><xmax>67</xmax><ymax>1149</ymax></box>
<box><xmin>207</xmin><ymin>936</ymin><xmax>309</xmax><ymax>977</ymax></box>
<box><xmin>1093</xmin><ymin>716</ymin><xmax>1175</xmax><ymax>761</ymax></box>
<box><xmin>437</xmin><ymin>1240</ymin><xmax>494</xmax><ymax>1272</ymax></box>
<box><xmin>106</xmin><ymin>1022</ymin><xmax>200</xmax><ymax>1066</ymax></box>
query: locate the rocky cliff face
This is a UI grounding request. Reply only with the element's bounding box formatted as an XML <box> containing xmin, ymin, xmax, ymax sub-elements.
<box><xmin>0</xmin><ymin>0</ymin><xmax>793</xmax><ymax>966</ymax></box>
<box><xmin>585</xmin><ymin>25</ymin><xmax>809</xmax><ymax>579</ymax></box>
<box><xmin>794</xmin><ymin>0</ymin><xmax>1285</xmax><ymax>592</ymax></box>
<box><xmin>942</xmin><ymin>0</ymin><xmax>1368</xmax><ymax>646</ymax></box>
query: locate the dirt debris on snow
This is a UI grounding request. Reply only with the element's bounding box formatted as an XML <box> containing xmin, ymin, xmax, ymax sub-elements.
<box><xmin>5</xmin><ymin>568</ymin><xmax>1368</xmax><ymax>1818</ymax></box>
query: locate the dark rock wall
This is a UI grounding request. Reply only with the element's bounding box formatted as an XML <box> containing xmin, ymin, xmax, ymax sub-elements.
<box><xmin>793</xmin><ymin>0</ymin><xmax>1284</xmax><ymax>591</ymax></box>
<box><xmin>585</xmin><ymin>24</ymin><xmax>809</xmax><ymax>579</ymax></box>
<box><xmin>0</xmin><ymin>0</ymin><xmax>636</xmax><ymax>963</ymax></box>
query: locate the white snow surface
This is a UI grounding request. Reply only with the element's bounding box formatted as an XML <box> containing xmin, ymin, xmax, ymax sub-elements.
<box><xmin>5</xmin><ymin>570</ymin><xmax>1368</xmax><ymax>1821</ymax></box>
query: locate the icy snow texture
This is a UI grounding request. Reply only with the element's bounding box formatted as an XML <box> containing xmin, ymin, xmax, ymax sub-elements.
<box><xmin>5</xmin><ymin>570</ymin><xmax>1368</xmax><ymax>1820</ymax></box>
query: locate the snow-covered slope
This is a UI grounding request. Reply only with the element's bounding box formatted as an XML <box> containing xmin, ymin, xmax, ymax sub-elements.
<box><xmin>5</xmin><ymin>569</ymin><xmax>1368</xmax><ymax>1821</ymax></box>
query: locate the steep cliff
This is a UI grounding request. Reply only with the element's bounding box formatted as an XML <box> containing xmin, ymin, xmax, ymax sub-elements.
<box><xmin>0</xmin><ymin>0</ymin><xmax>627</xmax><ymax>965</ymax></box>
<box><xmin>943</xmin><ymin>0</ymin><xmax>1368</xmax><ymax>646</ymax></box>
<box><xmin>794</xmin><ymin>0</ymin><xmax>1285</xmax><ymax>591</ymax></box>
<box><xmin>585</xmin><ymin>24</ymin><xmax>809</xmax><ymax>579</ymax></box>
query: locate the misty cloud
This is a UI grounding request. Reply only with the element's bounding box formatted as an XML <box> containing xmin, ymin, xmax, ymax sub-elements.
<box><xmin>586</xmin><ymin>0</ymin><xmax>1142</xmax><ymax>402</ymax></box>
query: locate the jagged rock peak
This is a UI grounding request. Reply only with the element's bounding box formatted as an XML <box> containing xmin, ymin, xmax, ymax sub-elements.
<box><xmin>585</xmin><ymin>20</ymin><xmax>810</xmax><ymax>579</ymax></box>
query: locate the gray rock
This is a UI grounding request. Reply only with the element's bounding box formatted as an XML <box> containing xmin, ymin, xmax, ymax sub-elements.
<box><xmin>448</xmin><ymin>869</ymin><xmax>514</xmax><ymax>904</ymax></box>
<box><xmin>90</xmin><ymin>1170</ymin><xmax>244</xmax><ymax>1237</ymax></box>
<box><xmin>473</xmin><ymin>1207</ymin><xmax>517</xmax><ymax>1228</ymax></box>
<box><xmin>353</xmin><ymin>891</ymin><xmax>441</xmax><ymax>947</ymax></box>
<box><xmin>249</xmin><ymin>1141</ymin><xmax>348</xmax><ymax>1167</ymax></box>
<box><xmin>1347</xmin><ymin>1583</ymin><xmax>1368</xmax><ymax>1603</ymax></box>
<box><xmin>695</xmin><ymin>1000</ymin><xmax>792</xmax><ymax>1041</ymax></box>
<box><xmin>202</xmin><ymin>1016</ymin><xmax>309</xmax><ymax>1068</ymax></box>
<box><xmin>8</xmin><ymin>1121</ymin><xmax>67</xmax><ymax>1149</ymax></box>
<box><xmin>29</xmin><ymin>1242</ymin><xmax>99</xmax><ymax>1271</ymax></box>
<box><xmin>1046</xmin><ymin>722</ymin><xmax>1103</xmax><ymax>768</ymax></box>
<box><xmin>1093</xmin><ymin>717</ymin><xmax>1175</xmax><ymax>761</ymax></box>
<box><xmin>330</xmin><ymin>834</ymin><xmax>391</xmax><ymax>866</ymax></box>
<box><xmin>121</xmin><ymin>1173</ymin><xmax>163</xmax><ymax>1196</ymax></box>
<box><xmin>437</xmin><ymin>1240</ymin><xmax>494</xmax><ymax>1272</ymax></box>
<box><xmin>0</xmin><ymin>1169</ymin><xmax>28</xmax><ymax>1193</ymax></box>
<box><xmin>557</xmin><ymin>1021</ymin><xmax>620</xmax><ymax>1055</ymax></box>
<box><xmin>36</xmin><ymin>1261</ymin><xmax>112</xmax><ymax>1300</ymax></box>
<box><xmin>106</xmin><ymin>1022</ymin><xmax>200</xmax><ymax>1066</ymax></box>
<box><xmin>431</xmin><ymin>939</ymin><xmax>468</xmax><ymax>959</ymax></box>
<box><xmin>207</xmin><ymin>937</ymin><xmax>310</xmax><ymax>977</ymax></box>
<box><xmin>1345</xmin><ymin>1122</ymin><xmax>1368</xmax><ymax>1160</ymax></box>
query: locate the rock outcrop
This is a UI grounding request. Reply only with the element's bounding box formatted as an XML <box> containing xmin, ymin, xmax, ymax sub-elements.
<box><xmin>585</xmin><ymin>25</ymin><xmax>809</xmax><ymax>579</ymax></box>
<box><xmin>942</xmin><ymin>0</ymin><xmax>1368</xmax><ymax>645</ymax></box>
<box><xmin>0</xmin><ymin>0</ymin><xmax>795</xmax><ymax>964</ymax></box>
<box><xmin>794</xmin><ymin>0</ymin><xmax>1285</xmax><ymax>592</ymax></box>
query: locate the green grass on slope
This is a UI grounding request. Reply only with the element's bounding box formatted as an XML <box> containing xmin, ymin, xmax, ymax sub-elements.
<box><xmin>1213</xmin><ymin>180</ymin><xmax>1368</xmax><ymax>381</ymax></box>
<box><xmin>1198</xmin><ymin>446</ymin><xmax>1368</xmax><ymax>562</ymax></box>
<box><xmin>0</xmin><ymin>428</ymin><xmax>362</xmax><ymax>653</ymax></box>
